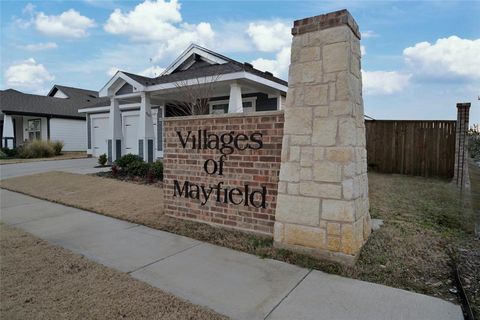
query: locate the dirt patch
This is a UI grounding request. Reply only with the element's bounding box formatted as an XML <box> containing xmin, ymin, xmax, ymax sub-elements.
<box><xmin>0</xmin><ymin>151</ymin><xmax>88</xmax><ymax>165</ymax></box>
<box><xmin>0</xmin><ymin>224</ymin><xmax>228</xmax><ymax>320</ymax></box>
<box><xmin>2</xmin><ymin>171</ymin><xmax>478</xmax><ymax>313</ymax></box>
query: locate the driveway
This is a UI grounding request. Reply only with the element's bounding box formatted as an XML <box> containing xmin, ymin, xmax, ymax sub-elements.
<box><xmin>0</xmin><ymin>158</ymin><xmax>107</xmax><ymax>180</ymax></box>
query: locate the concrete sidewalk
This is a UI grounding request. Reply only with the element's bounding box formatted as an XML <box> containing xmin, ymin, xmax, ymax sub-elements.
<box><xmin>0</xmin><ymin>189</ymin><xmax>464</xmax><ymax>320</ymax></box>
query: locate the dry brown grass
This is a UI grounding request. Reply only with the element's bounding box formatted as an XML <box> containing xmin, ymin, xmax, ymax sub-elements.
<box><xmin>0</xmin><ymin>224</ymin><xmax>228</xmax><ymax>320</ymax></box>
<box><xmin>0</xmin><ymin>171</ymin><xmax>164</xmax><ymax>225</ymax></box>
<box><xmin>2</xmin><ymin>171</ymin><xmax>477</xmax><ymax>311</ymax></box>
<box><xmin>0</xmin><ymin>151</ymin><xmax>87</xmax><ymax>165</ymax></box>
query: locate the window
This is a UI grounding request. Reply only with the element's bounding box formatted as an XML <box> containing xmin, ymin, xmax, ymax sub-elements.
<box><xmin>209</xmin><ymin>97</ymin><xmax>257</xmax><ymax>114</ymax></box>
<box><xmin>211</xmin><ymin>103</ymin><xmax>229</xmax><ymax>114</ymax></box>
<box><xmin>242</xmin><ymin>99</ymin><xmax>256</xmax><ymax>113</ymax></box>
<box><xmin>27</xmin><ymin>119</ymin><xmax>41</xmax><ymax>140</ymax></box>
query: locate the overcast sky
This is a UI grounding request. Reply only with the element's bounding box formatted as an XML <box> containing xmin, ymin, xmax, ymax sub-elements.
<box><xmin>1</xmin><ymin>0</ymin><xmax>479</xmax><ymax>124</ymax></box>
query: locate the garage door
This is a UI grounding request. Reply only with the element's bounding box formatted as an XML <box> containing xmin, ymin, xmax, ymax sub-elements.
<box><xmin>50</xmin><ymin>118</ymin><xmax>86</xmax><ymax>151</ymax></box>
<box><xmin>91</xmin><ymin>116</ymin><xmax>108</xmax><ymax>157</ymax></box>
<box><xmin>123</xmin><ymin>114</ymin><xmax>139</xmax><ymax>155</ymax></box>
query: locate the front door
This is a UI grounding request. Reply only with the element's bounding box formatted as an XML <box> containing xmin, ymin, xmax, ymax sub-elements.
<box><xmin>27</xmin><ymin>119</ymin><xmax>41</xmax><ymax>141</ymax></box>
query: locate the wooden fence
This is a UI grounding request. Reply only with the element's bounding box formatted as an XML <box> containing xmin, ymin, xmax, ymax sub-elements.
<box><xmin>365</xmin><ymin>120</ymin><xmax>456</xmax><ymax>178</ymax></box>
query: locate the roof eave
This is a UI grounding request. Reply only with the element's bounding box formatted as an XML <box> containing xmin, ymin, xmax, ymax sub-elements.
<box><xmin>98</xmin><ymin>71</ymin><xmax>146</xmax><ymax>97</ymax></box>
<box><xmin>145</xmin><ymin>70</ymin><xmax>288</xmax><ymax>93</ymax></box>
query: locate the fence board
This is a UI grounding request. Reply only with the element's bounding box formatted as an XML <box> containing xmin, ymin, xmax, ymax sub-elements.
<box><xmin>365</xmin><ymin>120</ymin><xmax>456</xmax><ymax>178</ymax></box>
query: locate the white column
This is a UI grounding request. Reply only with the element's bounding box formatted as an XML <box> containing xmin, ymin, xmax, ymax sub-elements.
<box><xmin>108</xmin><ymin>97</ymin><xmax>123</xmax><ymax>163</ymax></box>
<box><xmin>228</xmin><ymin>82</ymin><xmax>243</xmax><ymax>113</ymax></box>
<box><xmin>277</xmin><ymin>93</ymin><xmax>285</xmax><ymax>110</ymax></box>
<box><xmin>156</xmin><ymin>103</ymin><xmax>165</xmax><ymax>159</ymax></box>
<box><xmin>2</xmin><ymin>114</ymin><xmax>15</xmax><ymax>148</ymax></box>
<box><xmin>138</xmin><ymin>92</ymin><xmax>155</xmax><ymax>162</ymax></box>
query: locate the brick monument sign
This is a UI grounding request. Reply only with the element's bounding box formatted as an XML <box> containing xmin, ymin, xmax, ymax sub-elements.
<box><xmin>164</xmin><ymin>112</ymin><xmax>284</xmax><ymax>234</ymax></box>
<box><xmin>163</xmin><ymin>9</ymin><xmax>371</xmax><ymax>265</ymax></box>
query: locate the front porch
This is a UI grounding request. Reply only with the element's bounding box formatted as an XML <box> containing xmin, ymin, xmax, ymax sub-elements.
<box><xmin>80</xmin><ymin>78</ymin><xmax>286</xmax><ymax>163</ymax></box>
<box><xmin>78</xmin><ymin>44</ymin><xmax>288</xmax><ymax>163</ymax></box>
<box><xmin>1</xmin><ymin>114</ymin><xmax>49</xmax><ymax>149</ymax></box>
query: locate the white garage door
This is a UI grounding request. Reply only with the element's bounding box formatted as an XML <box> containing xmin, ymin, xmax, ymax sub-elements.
<box><xmin>50</xmin><ymin>118</ymin><xmax>86</xmax><ymax>151</ymax></box>
<box><xmin>91</xmin><ymin>116</ymin><xmax>108</xmax><ymax>157</ymax></box>
<box><xmin>123</xmin><ymin>113</ymin><xmax>139</xmax><ymax>155</ymax></box>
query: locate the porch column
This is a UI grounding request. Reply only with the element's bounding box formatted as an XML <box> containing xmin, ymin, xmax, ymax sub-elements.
<box><xmin>2</xmin><ymin>114</ymin><xmax>15</xmax><ymax>149</ymax></box>
<box><xmin>108</xmin><ymin>97</ymin><xmax>122</xmax><ymax>163</ymax></box>
<box><xmin>228</xmin><ymin>82</ymin><xmax>243</xmax><ymax>113</ymax></box>
<box><xmin>138</xmin><ymin>92</ymin><xmax>155</xmax><ymax>163</ymax></box>
<box><xmin>277</xmin><ymin>94</ymin><xmax>285</xmax><ymax>110</ymax></box>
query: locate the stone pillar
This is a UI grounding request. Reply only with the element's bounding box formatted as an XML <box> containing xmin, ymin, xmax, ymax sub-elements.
<box><xmin>228</xmin><ymin>82</ymin><xmax>243</xmax><ymax>113</ymax></box>
<box><xmin>274</xmin><ymin>9</ymin><xmax>371</xmax><ymax>265</ymax></box>
<box><xmin>108</xmin><ymin>97</ymin><xmax>122</xmax><ymax>163</ymax></box>
<box><xmin>453</xmin><ymin>102</ymin><xmax>471</xmax><ymax>189</ymax></box>
<box><xmin>2</xmin><ymin>114</ymin><xmax>15</xmax><ymax>149</ymax></box>
<box><xmin>138</xmin><ymin>92</ymin><xmax>155</xmax><ymax>163</ymax></box>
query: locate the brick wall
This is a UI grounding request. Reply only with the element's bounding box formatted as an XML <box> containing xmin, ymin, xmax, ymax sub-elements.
<box><xmin>163</xmin><ymin>111</ymin><xmax>284</xmax><ymax>235</ymax></box>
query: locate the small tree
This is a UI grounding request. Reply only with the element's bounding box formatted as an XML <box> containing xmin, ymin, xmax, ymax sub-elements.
<box><xmin>169</xmin><ymin>68</ymin><xmax>222</xmax><ymax>116</ymax></box>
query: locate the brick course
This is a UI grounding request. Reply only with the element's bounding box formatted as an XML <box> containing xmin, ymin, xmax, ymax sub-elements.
<box><xmin>164</xmin><ymin>111</ymin><xmax>284</xmax><ymax>235</ymax></box>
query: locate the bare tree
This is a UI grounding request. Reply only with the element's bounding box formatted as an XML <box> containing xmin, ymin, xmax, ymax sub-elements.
<box><xmin>169</xmin><ymin>71</ymin><xmax>222</xmax><ymax>116</ymax></box>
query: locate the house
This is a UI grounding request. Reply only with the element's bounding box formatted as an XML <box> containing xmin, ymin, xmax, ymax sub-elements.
<box><xmin>78</xmin><ymin>44</ymin><xmax>288</xmax><ymax>162</ymax></box>
<box><xmin>0</xmin><ymin>85</ymin><xmax>108</xmax><ymax>151</ymax></box>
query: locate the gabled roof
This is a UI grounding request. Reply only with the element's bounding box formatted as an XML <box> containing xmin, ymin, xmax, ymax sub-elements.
<box><xmin>47</xmin><ymin>85</ymin><xmax>99</xmax><ymax>101</ymax></box>
<box><xmin>121</xmin><ymin>62</ymin><xmax>287</xmax><ymax>87</ymax></box>
<box><xmin>0</xmin><ymin>87</ymin><xmax>109</xmax><ymax>119</ymax></box>
<box><xmin>100</xmin><ymin>44</ymin><xmax>287</xmax><ymax>97</ymax></box>
<box><xmin>162</xmin><ymin>43</ymin><xmax>235</xmax><ymax>75</ymax></box>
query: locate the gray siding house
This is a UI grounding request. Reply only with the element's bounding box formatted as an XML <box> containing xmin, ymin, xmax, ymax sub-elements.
<box><xmin>1</xmin><ymin>85</ymin><xmax>108</xmax><ymax>151</ymax></box>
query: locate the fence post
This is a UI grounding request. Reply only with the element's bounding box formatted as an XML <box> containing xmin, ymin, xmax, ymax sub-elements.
<box><xmin>453</xmin><ymin>102</ymin><xmax>471</xmax><ymax>189</ymax></box>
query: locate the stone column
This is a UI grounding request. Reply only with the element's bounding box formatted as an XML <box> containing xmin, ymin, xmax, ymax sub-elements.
<box><xmin>1</xmin><ymin>114</ymin><xmax>15</xmax><ymax>149</ymax></box>
<box><xmin>138</xmin><ymin>92</ymin><xmax>155</xmax><ymax>163</ymax></box>
<box><xmin>108</xmin><ymin>97</ymin><xmax>122</xmax><ymax>163</ymax></box>
<box><xmin>274</xmin><ymin>9</ymin><xmax>371</xmax><ymax>265</ymax></box>
<box><xmin>228</xmin><ymin>82</ymin><xmax>243</xmax><ymax>113</ymax></box>
<box><xmin>453</xmin><ymin>102</ymin><xmax>471</xmax><ymax>189</ymax></box>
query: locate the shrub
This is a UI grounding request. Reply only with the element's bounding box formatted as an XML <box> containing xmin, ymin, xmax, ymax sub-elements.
<box><xmin>0</xmin><ymin>149</ymin><xmax>6</xmax><ymax>159</ymax></box>
<box><xmin>126</xmin><ymin>160</ymin><xmax>150</xmax><ymax>177</ymax></box>
<box><xmin>468</xmin><ymin>129</ymin><xmax>480</xmax><ymax>160</ymax></box>
<box><xmin>150</xmin><ymin>161</ymin><xmax>164</xmax><ymax>181</ymax></box>
<box><xmin>115</xmin><ymin>154</ymin><xmax>142</xmax><ymax>170</ymax></box>
<box><xmin>146</xmin><ymin>169</ymin><xmax>154</xmax><ymax>184</ymax></box>
<box><xmin>18</xmin><ymin>140</ymin><xmax>55</xmax><ymax>158</ymax></box>
<box><xmin>111</xmin><ymin>164</ymin><xmax>119</xmax><ymax>177</ymax></box>
<box><xmin>98</xmin><ymin>153</ymin><xmax>108</xmax><ymax>166</ymax></box>
<box><xmin>52</xmin><ymin>140</ymin><xmax>64</xmax><ymax>155</ymax></box>
<box><xmin>0</xmin><ymin>147</ymin><xmax>17</xmax><ymax>158</ymax></box>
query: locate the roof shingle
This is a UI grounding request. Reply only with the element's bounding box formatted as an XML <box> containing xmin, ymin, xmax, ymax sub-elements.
<box><xmin>0</xmin><ymin>87</ymin><xmax>109</xmax><ymax>119</ymax></box>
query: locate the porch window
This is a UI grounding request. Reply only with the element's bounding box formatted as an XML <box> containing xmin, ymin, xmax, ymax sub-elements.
<box><xmin>27</xmin><ymin>119</ymin><xmax>41</xmax><ymax>140</ymax></box>
<box><xmin>241</xmin><ymin>97</ymin><xmax>257</xmax><ymax>113</ymax></box>
<box><xmin>209</xmin><ymin>97</ymin><xmax>257</xmax><ymax>114</ymax></box>
<box><xmin>210</xmin><ymin>103</ymin><xmax>229</xmax><ymax>114</ymax></box>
